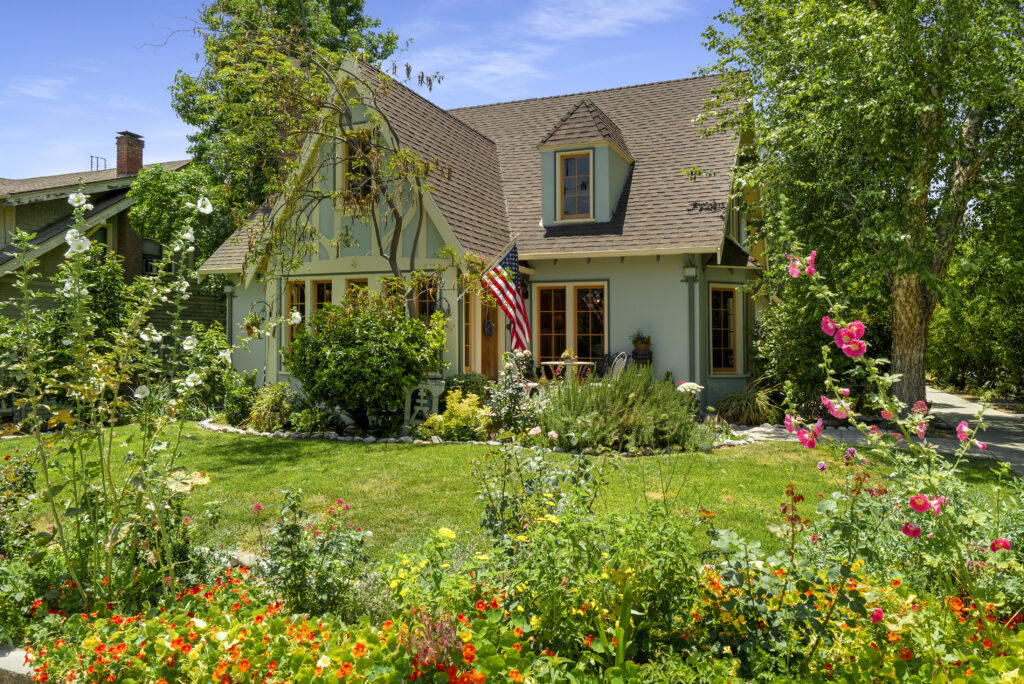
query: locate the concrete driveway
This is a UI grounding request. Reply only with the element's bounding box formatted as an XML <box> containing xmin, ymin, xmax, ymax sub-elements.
<box><xmin>926</xmin><ymin>386</ymin><xmax>1024</xmax><ymax>477</ymax></box>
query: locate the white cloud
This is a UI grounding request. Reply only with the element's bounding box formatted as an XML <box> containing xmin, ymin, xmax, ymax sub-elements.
<box><xmin>524</xmin><ymin>0</ymin><xmax>687</xmax><ymax>40</ymax></box>
<box><xmin>6</xmin><ymin>77</ymin><xmax>75</xmax><ymax>101</ymax></box>
<box><xmin>401</xmin><ymin>43</ymin><xmax>555</xmax><ymax>102</ymax></box>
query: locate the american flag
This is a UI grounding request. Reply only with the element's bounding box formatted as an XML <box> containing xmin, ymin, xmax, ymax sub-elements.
<box><xmin>481</xmin><ymin>240</ymin><xmax>531</xmax><ymax>351</ymax></box>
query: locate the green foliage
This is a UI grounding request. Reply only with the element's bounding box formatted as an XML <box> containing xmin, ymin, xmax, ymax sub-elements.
<box><xmin>222</xmin><ymin>369</ymin><xmax>258</xmax><ymax>427</ymax></box>
<box><xmin>442</xmin><ymin>371</ymin><xmax>488</xmax><ymax>404</ymax></box>
<box><xmin>289</xmin><ymin>405</ymin><xmax>335</xmax><ymax>433</ymax></box>
<box><xmin>0</xmin><ymin>449</ymin><xmax>35</xmax><ymax>560</ymax></box>
<box><xmin>285</xmin><ymin>290</ymin><xmax>447</xmax><ymax>434</ymax></box>
<box><xmin>248</xmin><ymin>382</ymin><xmax>298</xmax><ymax>432</ymax></box>
<box><xmin>713</xmin><ymin>379</ymin><xmax>780</xmax><ymax>425</ymax></box>
<box><xmin>415</xmin><ymin>390</ymin><xmax>489</xmax><ymax>442</ymax></box>
<box><xmin>538</xmin><ymin>364</ymin><xmax>714</xmax><ymax>452</ymax></box>
<box><xmin>178</xmin><ymin>323</ymin><xmax>232</xmax><ymax>418</ymax></box>
<box><xmin>127</xmin><ymin>164</ymin><xmax>235</xmax><ymax>264</ymax></box>
<box><xmin>486</xmin><ymin>350</ymin><xmax>536</xmax><ymax>431</ymax></box>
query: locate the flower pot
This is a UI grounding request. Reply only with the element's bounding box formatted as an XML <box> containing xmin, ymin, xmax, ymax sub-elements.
<box><xmin>245</xmin><ymin>324</ymin><xmax>254</xmax><ymax>336</ymax></box>
<box><xmin>633</xmin><ymin>343</ymin><xmax>650</xmax><ymax>351</ymax></box>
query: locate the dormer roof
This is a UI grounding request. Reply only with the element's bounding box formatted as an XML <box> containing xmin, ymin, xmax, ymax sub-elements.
<box><xmin>538</xmin><ymin>98</ymin><xmax>632</xmax><ymax>159</ymax></box>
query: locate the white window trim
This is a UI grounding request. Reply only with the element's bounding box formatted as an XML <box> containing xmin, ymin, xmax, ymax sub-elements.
<box><xmin>531</xmin><ymin>281</ymin><xmax>608</xmax><ymax>361</ymax></box>
<box><xmin>554</xmin><ymin>150</ymin><xmax>595</xmax><ymax>224</ymax></box>
<box><xmin>708</xmin><ymin>283</ymin><xmax>745</xmax><ymax>377</ymax></box>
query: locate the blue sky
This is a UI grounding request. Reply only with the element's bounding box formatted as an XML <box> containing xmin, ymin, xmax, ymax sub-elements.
<box><xmin>0</xmin><ymin>0</ymin><xmax>729</xmax><ymax>179</ymax></box>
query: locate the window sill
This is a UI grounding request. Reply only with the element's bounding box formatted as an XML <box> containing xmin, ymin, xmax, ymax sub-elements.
<box><xmin>549</xmin><ymin>217</ymin><xmax>595</xmax><ymax>227</ymax></box>
<box><xmin>709</xmin><ymin>371</ymin><xmax>747</xmax><ymax>379</ymax></box>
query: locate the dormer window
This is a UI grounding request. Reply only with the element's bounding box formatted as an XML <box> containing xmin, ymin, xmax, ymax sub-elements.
<box><xmin>559</xmin><ymin>151</ymin><xmax>592</xmax><ymax>220</ymax></box>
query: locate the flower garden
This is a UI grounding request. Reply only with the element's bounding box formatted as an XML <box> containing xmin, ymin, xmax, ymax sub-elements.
<box><xmin>1</xmin><ymin>195</ymin><xmax>1023</xmax><ymax>682</ymax></box>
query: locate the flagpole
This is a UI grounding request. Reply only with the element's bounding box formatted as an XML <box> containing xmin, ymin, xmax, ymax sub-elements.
<box><xmin>482</xmin><ymin>233</ymin><xmax>520</xmax><ymax>274</ymax></box>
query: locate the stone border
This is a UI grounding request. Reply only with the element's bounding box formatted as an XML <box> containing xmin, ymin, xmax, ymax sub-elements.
<box><xmin>0</xmin><ymin>647</ymin><xmax>31</xmax><ymax>683</ymax></box>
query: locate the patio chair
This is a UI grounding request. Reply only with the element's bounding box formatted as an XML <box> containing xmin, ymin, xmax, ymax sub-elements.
<box><xmin>607</xmin><ymin>352</ymin><xmax>628</xmax><ymax>381</ymax></box>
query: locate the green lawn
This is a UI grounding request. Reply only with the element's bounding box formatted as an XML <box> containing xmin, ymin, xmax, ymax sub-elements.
<box><xmin>1</xmin><ymin>424</ymin><xmax>1011</xmax><ymax>559</ymax></box>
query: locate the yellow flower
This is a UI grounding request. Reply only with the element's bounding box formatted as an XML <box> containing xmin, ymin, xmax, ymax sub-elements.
<box><xmin>530</xmin><ymin>616</ymin><xmax>540</xmax><ymax>628</ymax></box>
<box><xmin>438</xmin><ymin>527</ymin><xmax>457</xmax><ymax>540</ymax></box>
<box><xmin>515</xmin><ymin>535</ymin><xmax>529</xmax><ymax>542</ymax></box>
<box><xmin>459</xmin><ymin>631</ymin><xmax>473</xmax><ymax>643</ymax></box>
<box><xmin>543</xmin><ymin>514</ymin><xmax>561</xmax><ymax>524</ymax></box>
<box><xmin>851</xmin><ymin>559</ymin><xmax>864</xmax><ymax>573</ymax></box>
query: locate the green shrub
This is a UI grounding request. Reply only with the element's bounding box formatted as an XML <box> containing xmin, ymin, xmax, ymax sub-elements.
<box><xmin>538</xmin><ymin>364</ymin><xmax>714</xmax><ymax>452</ymax></box>
<box><xmin>442</xmin><ymin>371</ymin><xmax>488</xmax><ymax>404</ymax></box>
<box><xmin>415</xmin><ymin>389</ymin><xmax>489</xmax><ymax>441</ymax></box>
<box><xmin>177</xmin><ymin>322</ymin><xmax>231</xmax><ymax>418</ymax></box>
<box><xmin>248</xmin><ymin>382</ymin><xmax>297</xmax><ymax>432</ymax></box>
<box><xmin>289</xmin><ymin>405</ymin><xmax>334</xmax><ymax>433</ymax></box>
<box><xmin>285</xmin><ymin>289</ymin><xmax>446</xmax><ymax>434</ymax></box>
<box><xmin>222</xmin><ymin>369</ymin><xmax>257</xmax><ymax>427</ymax></box>
<box><xmin>487</xmin><ymin>350</ymin><xmax>537</xmax><ymax>431</ymax></box>
<box><xmin>713</xmin><ymin>379</ymin><xmax>780</xmax><ymax>425</ymax></box>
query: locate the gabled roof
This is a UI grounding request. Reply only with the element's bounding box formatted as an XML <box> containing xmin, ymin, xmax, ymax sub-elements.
<box><xmin>450</xmin><ymin>75</ymin><xmax>737</xmax><ymax>257</ymax></box>
<box><xmin>0</xmin><ymin>160</ymin><xmax>189</xmax><ymax>199</ymax></box>
<box><xmin>538</xmin><ymin>98</ymin><xmax>631</xmax><ymax>158</ymax></box>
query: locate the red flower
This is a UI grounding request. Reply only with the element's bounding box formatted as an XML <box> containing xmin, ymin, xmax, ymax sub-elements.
<box><xmin>475</xmin><ymin>600</ymin><xmax>487</xmax><ymax>612</ymax></box>
<box><xmin>899</xmin><ymin>648</ymin><xmax>913</xmax><ymax>660</ymax></box>
<box><xmin>982</xmin><ymin>638</ymin><xmax>993</xmax><ymax>650</ymax></box>
<box><xmin>509</xmin><ymin>670</ymin><xmax>523</xmax><ymax>682</ymax></box>
<box><xmin>353</xmin><ymin>642</ymin><xmax>367</xmax><ymax>658</ymax></box>
<box><xmin>237</xmin><ymin>659</ymin><xmax>250</xmax><ymax>672</ymax></box>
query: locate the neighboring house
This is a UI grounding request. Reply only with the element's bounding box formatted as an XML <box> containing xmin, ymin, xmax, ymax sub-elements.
<box><xmin>0</xmin><ymin>132</ymin><xmax>226</xmax><ymax>330</ymax></box>
<box><xmin>200</xmin><ymin>76</ymin><xmax>761</xmax><ymax>405</ymax></box>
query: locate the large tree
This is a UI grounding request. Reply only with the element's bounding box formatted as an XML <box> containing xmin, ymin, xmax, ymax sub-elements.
<box><xmin>700</xmin><ymin>0</ymin><xmax>1024</xmax><ymax>405</ymax></box>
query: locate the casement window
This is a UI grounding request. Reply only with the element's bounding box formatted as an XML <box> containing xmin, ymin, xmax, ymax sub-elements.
<box><xmin>287</xmin><ymin>281</ymin><xmax>306</xmax><ymax>343</ymax></box>
<box><xmin>558</xmin><ymin>151</ymin><xmax>592</xmax><ymax>220</ymax></box>
<box><xmin>710</xmin><ymin>286</ymin><xmax>739</xmax><ymax>373</ymax></box>
<box><xmin>535</xmin><ymin>283</ymin><xmax>607</xmax><ymax>364</ymax></box>
<box><xmin>346</xmin><ymin>277</ymin><xmax>368</xmax><ymax>293</ymax></box>
<box><xmin>313</xmin><ymin>280</ymin><xmax>333</xmax><ymax>316</ymax></box>
<box><xmin>142</xmin><ymin>239</ymin><xmax>163</xmax><ymax>274</ymax></box>
<box><xmin>463</xmin><ymin>294</ymin><xmax>473</xmax><ymax>372</ymax></box>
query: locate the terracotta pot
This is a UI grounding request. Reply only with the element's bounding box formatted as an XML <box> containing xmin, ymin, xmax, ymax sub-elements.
<box><xmin>634</xmin><ymin>343</ymin><xmax>650</xmax><ymax>351</ymax></box>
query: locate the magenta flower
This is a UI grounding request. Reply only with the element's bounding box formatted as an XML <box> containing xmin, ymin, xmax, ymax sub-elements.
<box><xmin>787</xmin><ymin>255</ymin><xmax>801</xmax><ymax>278</ymax></box>
<box><xmin>956</xmin><ymin>421</ymin><xmax>969</xmax><ymax>441</ymax></box>
<box><xmin>810</xmin><ymin>534</ymin><xmax>821</xmax><ymax>543</ymax></box>
<box><xmin>817</xmin><ymin>461</ymin><xmax>827</xmax><ymax>471</ymax></box>
<box><xmin>813</xmin><ymin>418</ymin><xmax>823</xmax><ymax>439</ymax></box>
<box><xmin>881</xmin><ymin>409</ymin><xmax>895</xmax><ymax>420</ymax></box>
<box><xmin>990</xmin><ymin>538</ymin><xmax>1012</xmax><ymax>552</ymax></box>
<box><xmin>784</xmin><ymin>414</ymin><xmax>796</xmax><ymax>433</ymax></box>
<box><xmin>847</xmin><ymin>320</ymin><xmax>865</xmax><ymax>339</ymax></box>
<box><xmin>797</xmin><ymin>429</ymin><xmax>816</xmax><ymax>449</ymax></box>
<box><xmin>842</xmin><ymin>339</ymin><xmax>867</xmax><ymax>357</ymax></box>
<box><xmin>821</xmin><ymin>316</ymin><xmax>837</xmax><ymax>336</ymax></box>
<box><xmin>252</xmin><ymin>502</ymin><xmax>264</xmax><ymax>514</ymax></box>
<box><xmin>929</xmin><ymin>496</ymin><xmax>946</xmax><ymax>517</ymax></box>
<box><xmin>822</xmin><ymin>396</ymin><xmax>849</xmax><ymax>420</ymax></box>
<box><xmin>868</xmin><ymin>425</ymin><xmax>882</xmax><ymax>436</ymax></box>
<box><xmin>909</xmin><ymin>495</ymin><xmax>930</xmax><ymax>513</ymax></box>
<box><xmin>977</xmin><ymin>441</ymin><xmax>987</xmax><ymax>450</ymax></box>
<box><xmin>839</xmin><ymin>387</ymin><xmax>850</xmax><ymax>397</ymax></box>
<box><xmin>901</xmin><ymin>522</ymin><xmax>922</xmax><ymax>539</ymax></box>
<box><xmin>844</xmin><ymin>447</ymin><xmax>856</xmax><ymax>463</ymax></box>
<box><xmin>805</xmin><ymin>250</ymin><xmax>817</xmax><ymax>276</ymax></box>
<box><xmin>871</xmin><ymin>608</ymin><xmax>884</xmax><ymax>624</ymax></box>
<box><xmin>916</xmin><ymin>422</ymin><xmax>927</xmax><ymax>440</ymax></box>
<box><xmin>834</xmin><ymin>328</ymin><xmax>856</xmax><ymax>346</ymax></box>
<box><xmin>911</xmin><ymin>400</ymin><xmax>929</xmax><ymax>415</ymax></box>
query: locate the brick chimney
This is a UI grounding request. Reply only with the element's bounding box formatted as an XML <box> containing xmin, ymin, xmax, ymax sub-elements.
<box><xmin>115</xmin><ymin>131</ymin><xmax>144</xmax><ymax>176</ymax></box>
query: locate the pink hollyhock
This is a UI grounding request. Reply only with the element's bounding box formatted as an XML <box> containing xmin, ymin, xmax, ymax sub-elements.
<box><xmin>817</xmin><ymin>461</ymin><xmax>827</xmax><ymax>471</ymax></box>
<box><xmin>787</xmin><ymin>255</ymin><xmax>801</xmax><ymax>278</ymax></box>
<box><xmin>901</xmin><ymin>522</ymin><xmax>922</xmax><ymax>539</ymax></box>
<box><xmin>839</xmin><ymin>387</ymin><xmax>850</xmax><ymax>397</ymax></box>
<box><xmin>252</xmin><ymin>502</ymin><xmax>264</xmax><ymax>514</ymax></box>
<box><xmin>842</xmin><ymin>339</ymin><xmax>867</xmax><ymax>357</ymax></box>
<box><xmin>528</xmin><ymin>426</ymin><xmax>542</xmax><ymax>436</ymax></box>
<box><xmin>810</xmin><ymin>534</ymin><xmax>821</xmax><ymax>543</ymax></box>
<box><xmin>784</xmin><ymin>414</ymin><xmax>796</xmax><ymax>433</ymax></box>
<box><xmin>834</xmin><ymin>328</ymin><xmax>856</xmax><ymax>346</ymax></box>
<box><xmin>805</xmin><ymin>250</ymin><xmax>817</xmax><ymax>275</ymax></box>
<box><xmin>813</xmin><ymin>418</ymin><xmax>823</xmax><ymax>438</ymax></box>
<box><xmin>911</xmin><ymin>400</ymin><xmax>929</xmax><ymax>415</ymax></box>
<box><xmin>821</xmin><ymin>395</ymin><xmax>833</xmax><ymax>412</ymax></box>
<box><xmin>868</xmin><ymin>425</ymin><xmax>883</xmax><ymax>436</ymax></box>
<box><xmin>956</xmin><ymin>421</ymin><xmax>969</xmax><ymax>441</ymax></box>
<box><xmin>990</xmin><ymin>538</ymin><xmax>1012</xmax><ymax>552</ymax></box>
<box><xmin>977</xmin><ymin>441</ymin><xmax>987</xmax><ymax>450</ymax></box>
<box><xmin>909</xmin><ymin>495</ymin><xmax>930</xmax><ymax>513</ymax></box>
<box><xmin>916</xmin><ymin>422</ymin><xmax>927</xmax><ymax>440</ymax></box>
<box><xmin>547</xmin><ymin>430</ymin><xmax>559</xmax><ymax>440</ymax></box>
<box><xmin>847</xmin><ymin>320</ymin><xmax>865</xmax><ymax>339</ymax></box>
<box><xmin>871</xmin><ymin>609</ymin><xmax>884</xmax><ymax>624</ymax></box>
<box><xmin>821</xmin><ymin>316</ymin><xmax>837</xmax><ymax>336</ymax></box>
<box><xmin>881</xmin><ymin>409</ymin><xmax>895</xmax><ymax>420</ymax></box>
<box><xmin>797</xmin><ymin>429</ymin><xmax>817</xmax><ymax>449</ymax></box>
<box><xmin>929</xmin><ymin>496</ymin><xmax>946</xmax><ymax>517</ymax></box>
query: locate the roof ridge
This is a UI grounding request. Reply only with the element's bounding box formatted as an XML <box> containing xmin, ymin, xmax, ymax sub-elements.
<box><xmin>1</xmin><ymin>160</ymin><xmax>191</xmax><ymax>184</ymax></box>
<box><xmin>447</xmin><ymin>73</ymin><xmax>720</xmax><ymax>113</ymax></box>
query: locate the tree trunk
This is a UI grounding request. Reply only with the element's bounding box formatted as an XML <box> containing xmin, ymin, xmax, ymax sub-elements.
<box><xmin>890</xmin><ymin>274</ymin><xmax>933</xmax><ymax>407</ymax></box>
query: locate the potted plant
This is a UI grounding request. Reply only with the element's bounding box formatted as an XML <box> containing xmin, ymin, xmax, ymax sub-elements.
<box><xmin>244</xmin><ymin>312</ymin><xmax>261</xmax><ymax>337</ymax></box>
<box><xmin>560</xmin><ymin>347</ymin><xmax>577</xmax><ymax>361</ymax></box>
<box><xmin>631</xmin><ymin>330</ymin><xmax>651</xmax><ymax>350</ymax></box>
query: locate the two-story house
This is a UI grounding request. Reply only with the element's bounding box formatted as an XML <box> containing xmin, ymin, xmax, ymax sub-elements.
<box><xmin>200</xmin><ymin>75</ymin><xmax>760</xmax><ymax>405</ymax></box>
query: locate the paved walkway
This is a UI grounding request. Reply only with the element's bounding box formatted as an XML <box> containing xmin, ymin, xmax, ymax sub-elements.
<box><xmin>729</xmin><ymin>386</ymin><xmax>1024</xmax><ymax>477</ymax></box>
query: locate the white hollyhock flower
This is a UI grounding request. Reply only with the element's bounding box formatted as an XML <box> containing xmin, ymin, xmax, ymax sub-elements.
<box><xmin>289</xmin><ymin>310</ymin><xmax>302</xmax><ymax>325</ymax></box>
<box><xmin>82</xmin><ymin>203</ymin><xmax>93</xmax><ymax>212</ymax></box>
<box><xmin>196</xmin><ymin>197</ymin><xmax>213</xmax><ymax>214</ymax></box>
<box><xmin>182</xmin><ymin>336</ymin><xmax>198</xmax><ymax>351</ymax></box>
<box><xmin>68</xmin><ymin>192</ymin><xmax>87</xmax><ymax>208</ymax></box>
<box><xmin>65</xmin><ymin>237</ymin><xmax>90</xmax><ymax>257</ymax></box>
<box><xmin>64</xmin><ymin>228</ymin><xmax>81</xmax><ymax>245</ymax></box>
<box><xmin>184</xmin><ymin>373</ymin><xmax>201</xmax><ymax>388</ymax></box>
<box><xmin>182</xmin><ymin>229</ymin><xmax>194</xmax><ymax>242</ymax></box>
<box><xmin>219</xmin><ymin>349</ymin><xmax>232</xmax><ymax>362</ymax></box>
<box><xmin>316</xmin><ymin>655</ymin><xmax>330</xmax><ymax>669</ymax></box>
<box><xmin>134</xmin><ymin>385</ymin><xmax>151</xmax><ymax>399</ymax></box>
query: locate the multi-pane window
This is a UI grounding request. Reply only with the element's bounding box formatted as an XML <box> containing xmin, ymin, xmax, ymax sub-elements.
<box><xmin>711</xmin><ymin>287</ymin><xmax>737</xmax><ymax>372</ymax></box>
<box><xmin>560</xmin><ymin>152</ymin><xmax>591</xmax><ymax>220</ymax></box>
<box><xmin>537</xmin><ymin>287</ymin><xmax>568</xmax><ymax>363</ymax></box>
<box><xmin>463</xmin><ymin>294</ymin><xmax>473</xmax><ymax>372</ymax></box>
<box><xmin>345</xmin><ymin>133</ymin><xmax>373</xmax><ymax>199</ymax></box>
<box><xmin>415</xmin><ymin>276</ymin><xmax>438</xmax><ymax>322</ymax></box>
<box><xmin>574</xmin><ymin>286</ymin><xmax>605</xmax><ymax>362</ymax></box>
<box><xmin>313</xmin><ymin>280</ymin><xmax>332</xmax><ymax>317</ymax></box>
<box><xmin>287</xmin><ymin>281</ymin><xmax>306</xmax><ymax>344</ymax></box>
<box><xmin>142</xmin><ymin>238</ymin><xmax>163</xmax><ymax>274</ymax></box>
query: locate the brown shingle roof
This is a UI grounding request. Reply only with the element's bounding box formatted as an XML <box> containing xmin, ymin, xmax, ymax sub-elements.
<box><xmin>199</xmin><ymin>205</ymin><xmax>270</xmax><ymax>273</ymax></box>
<box><xmin>539</xmin><ymin>98</ymin><xmax>632</xmax><ymax>158</ymax></box>
<box><xmin>450</xmin><ymin>75</ymin><xmax>736</xmax><ymax>256</ymax></box>
<box><xmin>0</xmin><ymin>160</ymin><xmax>189</xmax><ymax>198</ymax></box>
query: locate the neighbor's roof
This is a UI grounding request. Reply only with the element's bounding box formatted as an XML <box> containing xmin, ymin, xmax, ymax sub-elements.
<box><xmin>0</xmin><ymin>160</ymin><xmax>189</xmax><ymax>198</ymax></box>
<box><xmin>451</xmin><ymin>75</ymin><xmax>736</xmax><ymax>256</ymax></box>
<box><xmin>539</xmin><ymin>98</ymin><xmax>632</xmax><ymax>158</ymax></box>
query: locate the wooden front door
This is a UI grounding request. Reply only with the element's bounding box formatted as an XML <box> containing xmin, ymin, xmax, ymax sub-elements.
<box><xmin>480</xmin><ymin>302</ymin><xmax>501</xmax><ymax>380</ymax></box>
